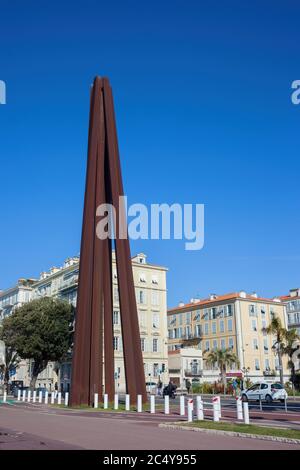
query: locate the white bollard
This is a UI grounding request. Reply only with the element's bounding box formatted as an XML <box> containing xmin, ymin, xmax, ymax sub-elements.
<box><xmin>103</xmin><ymin>394</ymin><xmax>108</xmax><ymax>409</ymax></box>
<box><xmin>22</xmin><ymin>390</ymin><xmax>26</xmax><ymax>402</ymax></box>
<box><xmin>51</xmin><ymin>392</ymin><xmax>55</xmax><ymax>404</ymax></box>
<box><xmin>236</xmin><ymin>397</ymin><xmax>243</xmax><ymax>420</ymax></box>
<box><xmin>150</xmin><ymin>394</ymin><xmax>155</xmax><ymax>414</ymax></box>
<box><xmin>45</xmin><ymin>391</ymin><xmax>48</xmax><ymax>405</ymax></box>
<box><xmin>187</xmin><ymin>399</ymin><xmax>193</xmax><ymax>422</ymax></box>
<box><xmin>27</xmin><ymin>390</ymin><xmax>31</xmax><ymax>402</ymax></box>
<box><xmin>180</xmin><ymin>395</ymin><xmax>185</xmax><ymax>416</ymax></box>
<box><xmin>17</xmin><ymin>389</ymin><xmax>21</xmax><ymax>401</ymax></box>
<box><xmin>125</xmin><ymin>394</ymin><xmax>130</xmax><ymax>411</ymax></box>
<box><xmin>38</xmin><ymin>391</ymin><xmax>43</xmax><ymax>403</ymax></box>
<box><xmin>213</xmin><ymin>397</ymin><xmax>219</xmax><ymax>422</ymax></box>
<box><xmin>137</xmin><ymin>394</ymin><xmax>142</xmax><ymax>412</ymax></box>
<box><xmin>243</xmin><ymin>402</ymin><xmax>250</xmax><ymax>424</ymax></box>
<box><xmin>196</xmin><ymin>396</ymin><xmax>204</xmax><ymax>420</ymax></box>
<box><xmin>114</xmin><ymin>394</ymin><xmax>119</xmax><ymax>410</ymax></box>
<box><xmin>164</xmin><ymin>395</ymin><xmax>170</xmax><ymax>414</ymax></box>
<box><xmin>64</xmin><ymin>392</ymin><xmax>69</xmax><ymax>406</ymax></box>
<box><xmin>94</xmin><ymin>393</ymin><xmax>99</xmax><ymax>409</ymax></box>
<box><xmin>57</xmin><ymin>392</ymin><xmax>61</xmax><ymax>405</ymax></box>
<box><xmin>3</xmin><ymin>391</ymin><xmax>7</xmax><ymax>403</ymax></box>
<box><xmin>217</xmin><ymin>395</ymin><xmax>221</xmax><ymax>418</ymax></box>
<box><xmin>33</xmin><ymin>391</ymin><xmax>37</xmax><ymax>403</ymax></box>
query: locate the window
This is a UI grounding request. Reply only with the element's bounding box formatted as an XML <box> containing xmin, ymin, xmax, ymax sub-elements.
<box><xmin>262</xmin><ymin>320</ymin><xmax>267</xmax><ymax>335</ymax></box>
<box><xmin>203</xmin><ymin>309</ymin><xmax>209</xmax><ymax>320</ymax></box>
<box><xmin>195</xmin><ymin>324</ymin><xmax>202</xmax><ymax>337</ymax></box>
<box><xmin>114</xmin><ymin>287</ymin><xmax>119</xmax><ymax>302</ymax></box>
<box><xmin>151</xmin><ymin>276</ymin><xmax>158</xmax><ymax>285</ymax></box>
<box><xmin>186</xmin><ymin>325</ymin><xmax>191</xmax><ymax>337</ymax></box>
<box><xmin>141</xmin><ymin>338</ymin><xmax>146</xmax><ymax>352</ymax></box>
<box><xmin>152</xmin><ymin>313</ymin><xmax>159</xmax><ymax>329</ymax></box>
<box><xmin>211</xmin><ymin>307</ymin><xmax>217</xmax><ymax>320</ymax></box>
<box><xmin>213</xmin><ymin>340</ymin><xmax>218</xmax><ymax>350</ymax></box>
<box><xmin>255</xmin><ymin>359</ymin><xmax>260</xmax><ymax>370</ymax></box>
<box><xmin>252</xmin><ymin>319</ymin><xmax>257</xmax><ymax>331</ymax></box>
<box><xmin>204</xmin><ymin>323</ymin><xmax>209</xmax><ymax>335</ymax></box>
<box><xmin>212</xmin><ymin>322</ymin><xmax>217</xmax><ymax>334</ymax></box>
<box><xmin>138</xmin><ymin>290</ymin><xmax>147</xmax><ymax>304</ymax></box>
<box><xmin>139</xmin><ymin>273</ymin><xmax>146</xmax><ymax>283</ymax></box>
<box><xmin>221</xmin><ymin>339</ymin><xmax>226</xmax><ymax>350</ymax></box>
<box><xmin>249</xmin><ymin>304</ymin><xmax>257</xmax><ymax>317</ymax></box>
<box><xmin>113</xmin><ymin>337</ymin><xmax>119</xmax><ymax>351</ymax></box>
<box><xmin>261</xmin><ymin>305</ymin><xmax>266</xmax><ymax>315</ymax></box>
<box><xmin>168</xmin><ymin>329</ymin><xmax>173</xmax><ymax>339</ymax></box>
<box><xmin>265</xmin><ymin>359</ymin><xmax>270</xmax><ymax>370</ymax></box>
<box><xmin>205</xmin><ymin>340</ymin><xmax>210</xmax><ymax>351</ymax></box>
<box><xmin>218</xmin><ymin>307</ymin><xmax>224</xmax><ymax>318</ymax></box>
<box><xmin>253</xmin><ymin>338</ymin><xmax>258</xmax><ymax>350</ymax></box>
<box><xmin>153</xmin><ymin>339</ymin><xmax>158</xmax><ymax>353</ymax></box>
<box><xmin>220</xmin><ymin>320</ymin><xmax>224</xmax><ymax>333</ymax></box>
<box><xmin>153</xmin><ymin>363</ymin><xmax>159</xmax><ymax>377</ymax></box>
<box><xmin>228</xmin><ymin>338</ymin><xmax>234</xmax><ymax>349</ymax></box>
<box><xmin>151</xmin><ymin>290</ymin><xmax>159</xmax><ymax>306</ymax></box>
<box><xmin>186</xmin><ymin>312</ymin><xmax>192</xmax><ymax>324</ymax></box>
<box><xmin>226</xmin><ymin>304</ymin><xmax>233</xmax><ymax>317</ymax></box>
<box><xmin>113</xmin><ymin>311</ymin><xmax>119</xmax><ymax>325</ymax></box>
<box><xmin>178</xmin><ymin>313</ymin><xmax>183</xmax><ymax>325</ymax></box>
<box><xmin>139</xmin><ymin>311</ymin><xmax>146</xmax><ymax>328</ymax></box>
<box><xmin>227</xmin><ymin>319</ymin><xmax>233</xmax><ymax>332</ymax></box>
<box><xmin>263</xmin><ymin>338</ymin><xmax>269</xmax><ymax>353</ymax></box>
<box><xmin>194</xmin><ymin>310</ymin><xmax>200</xmax><ymax>321</ymax></box>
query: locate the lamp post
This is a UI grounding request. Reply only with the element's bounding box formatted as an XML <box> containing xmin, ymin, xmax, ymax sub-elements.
<box><xmin>241</xmin><ymin>367</ymin><xmax>250</xmax><ymax>390</ymax></box>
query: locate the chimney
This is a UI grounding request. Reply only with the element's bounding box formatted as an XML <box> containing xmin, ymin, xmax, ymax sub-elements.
<box><xmin>178</xmin><ymin>301</ymin><xmax>185</xmax><ymax>307</ymax></box>
<box><xmin>239</xmin><ymin>290</ymin><xmax>246</xmax><ymax>298</ymax></box>
<box><xmin>210</xmin><ymin>294</ymin><xmax>217</xmax><ymax>300</ymax></box>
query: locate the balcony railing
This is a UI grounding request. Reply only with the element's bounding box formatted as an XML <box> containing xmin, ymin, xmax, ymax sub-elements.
<box><xmin>184</xmin><ymin>368</ymin><xmax>203</xmax><ymax>377</ymax></box>
<box><xmin>181</xmin><ymin>334</ymin><xmax>201</xmax><ymax>345</ymax></box>
<box><xmin>263</xmin><ymin>369</ymin><xmax>276</xmax><ymax>376</ymax></box>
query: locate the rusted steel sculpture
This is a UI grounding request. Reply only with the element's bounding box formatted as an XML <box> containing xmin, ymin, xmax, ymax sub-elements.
<box><xmin>70</xmin><ymin>77</ymin><xmax>146</xmax><ymax>406</ymax></box>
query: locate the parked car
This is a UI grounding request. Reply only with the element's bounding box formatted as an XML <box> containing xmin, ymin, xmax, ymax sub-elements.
<box><xmin>241</xmin><ymin>382</ymin><xmax>288</xmax><ymax>403</ymax></box>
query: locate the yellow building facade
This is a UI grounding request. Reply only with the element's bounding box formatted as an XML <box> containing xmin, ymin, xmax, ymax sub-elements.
<box><xmin>168</xmin><ymin>291</ymin><xmax>289</xmax><ymax>384</ymax></box>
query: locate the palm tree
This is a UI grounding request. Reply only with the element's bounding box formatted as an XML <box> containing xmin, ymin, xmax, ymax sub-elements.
<box><xmin>0</xmin><ymin>346</ymin><xmax>21</xmax><ymax>392</ymax></box>
<box><xmin>282</xmin><ymin>328</ymin><xmax>300</xmax><ymax>389</ymax></box>
<box><xmin>262</xmin><ymin>316</ymin><xmax>287</xmax><ymax>385</ymax></box>
<box><xmin>205</xmin><ymin>348</ymin><xmax>239</xmax><ymax>393</ymax></box>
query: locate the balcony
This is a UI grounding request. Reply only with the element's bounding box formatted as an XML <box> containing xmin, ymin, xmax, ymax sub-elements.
<box><xmin>263</xmin><ymin>369</ymin><xmax>276</xmax><ymax>377</ymax></box>
<box><xmin>59</xmin><ymin>275</ymin><xmax>79</xmax><ymax>292</ymax></box>
<box><xmin>181</xmin><ymin>333</ymin><xmax>201</xmax><ymax>346</ymax></box>
<box><xmin>184</xmin><ymin>368</ymin><xmax>203</xmax><ymax>378</ymax></box>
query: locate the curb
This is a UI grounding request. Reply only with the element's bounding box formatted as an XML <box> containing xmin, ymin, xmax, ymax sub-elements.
<box><xmin>158</xmin><ymin>422</ymin><xmax>300</xmax><ymax>445</ymax></box>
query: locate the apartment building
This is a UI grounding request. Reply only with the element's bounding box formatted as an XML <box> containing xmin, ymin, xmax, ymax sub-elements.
<box><xmin>0</xmin><ymin>253</ymin><xmax>168</xmax><ymax>392</ymax></box>
<box><xmin>168</xmin><ymin>291</ymin><xmax>290</xmax><ymax>384</ymax></box>
<box><xmin>280</xmin><ymin>288</ymin><xmax>300</xmax><ymax>335</ymax></box>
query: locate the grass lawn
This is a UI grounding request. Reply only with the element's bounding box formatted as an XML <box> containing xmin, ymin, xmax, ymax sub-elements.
<box><xmin>183</xmin><ymin>420</ymin><xmax>300</xmax><ymax>440</ymax></box>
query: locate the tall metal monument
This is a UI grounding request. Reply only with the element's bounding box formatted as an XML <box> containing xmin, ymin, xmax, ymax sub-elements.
<box><xmin>70</xmin><ymin>77</ymin><xmax>147</xmax><ymax>406</ymax></box>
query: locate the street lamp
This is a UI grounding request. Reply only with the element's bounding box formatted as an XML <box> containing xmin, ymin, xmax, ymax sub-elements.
<box><xmin>241</xmin><ymin>367</ymin><xmax>250</xmax><ymax>390</ymax></box>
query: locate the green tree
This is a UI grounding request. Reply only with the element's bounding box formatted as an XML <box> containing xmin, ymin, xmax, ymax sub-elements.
<box><xmin>0</xmin><ymin>344</ymin><xmax>21</xmax><ymax>392</ymax></box>
<box><xmin>205</xmin><ymin>348</ymin><xmax>239</xmax><ymax>393</ymax></box>
<box><xmin>262</xmin><ymin>316</ymin><xmax>287</xmax><ymax>386</ymax></box>
<box><xmin>0</xmin><ymin>297</ymin><xmax>73</xmax><ymax>389</ymax></box>
<box><xmin>282</xmin><ymin>328</ymin><xmax>300</xmax><ymax>389</ymax></box>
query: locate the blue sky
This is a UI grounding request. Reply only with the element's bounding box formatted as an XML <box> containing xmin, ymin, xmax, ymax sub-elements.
<box><xmin>0</xmin><ymin>1</ymin><xmax>300</xmax><ymax>307</ymax></box>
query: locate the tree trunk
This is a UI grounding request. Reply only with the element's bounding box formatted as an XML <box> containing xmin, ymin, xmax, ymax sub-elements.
<box><xmin>278</xmin><ymin>344</ymin><xmax>284</xmax><ymax>386</ymax></box>
<box><xmin>29</xmin><ymin>360</ymin><xmax>48</xmax><ymax>390</ymax></box>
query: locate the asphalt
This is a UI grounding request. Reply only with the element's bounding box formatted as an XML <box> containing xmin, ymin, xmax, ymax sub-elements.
<box><xmin>0</xmin><ymin>402</ymin><xmax>299</xmax><ymax>450</ymax></box>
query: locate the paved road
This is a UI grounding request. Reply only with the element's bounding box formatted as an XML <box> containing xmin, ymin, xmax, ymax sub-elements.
<box><xmin>0</xmin><ymin>403</ymin><xmax>299</xmax><ymax>450</ymax></box>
